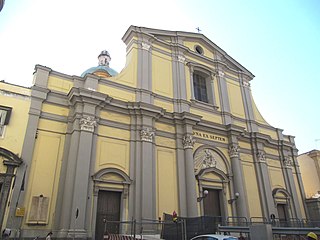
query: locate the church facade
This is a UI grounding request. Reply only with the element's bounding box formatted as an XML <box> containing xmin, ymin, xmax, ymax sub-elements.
<box><xmin>0</xmin><ymin>26</ymin><xmax>309</xmax><ymax>239</ymax></box>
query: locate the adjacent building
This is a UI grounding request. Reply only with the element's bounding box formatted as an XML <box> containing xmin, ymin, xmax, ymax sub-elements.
<box><xmin>0</xmin><ymin>26</ymin><xmax>311</xmax><ymax>239</ymax></box>
<box><xmin>298</xmin><ymin>150</ymin><xmax>320</xmax><ymax>221</ymax></box>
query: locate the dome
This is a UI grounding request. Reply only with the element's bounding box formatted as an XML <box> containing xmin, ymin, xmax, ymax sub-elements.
<box><xmin>81</xmin><ymin>50</ymin><xmax>118</xmax><ymax>78</ymax></box>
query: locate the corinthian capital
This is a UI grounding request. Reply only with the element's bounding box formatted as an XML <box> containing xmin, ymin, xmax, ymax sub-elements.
<box><xmin>283</xmin><ymin>156</ymin><xmax>293</xmax><ymax>167</ymax></box>
<box><xmin>257</xmin><ymin>151</ymin><xmax>266</xmax><ymax>163</ymax></box>
<box><xmin>182</xmin><ymin>134</ymin><xmax>195</xmax><ymax>149</ymax></box>
<box><xmin>228</xmin><ymin>144</ymin><xmax>239</xmax><ymax>158</ymax></box>
<box><xmin>140</xmin><ymin>127</ymin><xmax>155</xmax><ymax>142</ymax></box>
<box><xmin>80</xmin><ymin>115</ymin><xmax>97</xmax><ymax>132</ymax></box>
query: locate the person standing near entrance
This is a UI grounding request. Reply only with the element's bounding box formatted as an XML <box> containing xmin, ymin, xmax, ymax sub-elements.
<box><xmin>46</xmin><ymin>231</ymin><xmax>53</xmax><ymax>240</ymax></box>
<box><xmin>307</xmin><ymin>232</ymin><xmax>318</xmax><ymax>240</ymax></box>
<box><xmin>2</xmin><ymin>228</ymin><xmax>11</xmax><ymax>239</ymax></box>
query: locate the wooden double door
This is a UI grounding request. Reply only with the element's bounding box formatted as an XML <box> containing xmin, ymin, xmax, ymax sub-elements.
<box><xmin>95</xmin><ymin>191</ymin><xmax>121</xmax><ymax>240</ymax></box>
<box><xmin>203</xmin><ymin>189</ymin><xmax>222</xmax><ymax>217</ymax></box>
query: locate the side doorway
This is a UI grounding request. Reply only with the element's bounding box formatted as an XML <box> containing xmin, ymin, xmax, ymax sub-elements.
<box><xmin>95</xmin><ymin>191</ymin><xmax>121</xmax><ymax>240</ymax></box>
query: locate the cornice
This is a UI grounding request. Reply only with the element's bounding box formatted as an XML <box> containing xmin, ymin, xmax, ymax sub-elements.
<box><xmin>122</xmin><ymin>25</ymin><xmax>255</xmax><ymax>79</ymax></box>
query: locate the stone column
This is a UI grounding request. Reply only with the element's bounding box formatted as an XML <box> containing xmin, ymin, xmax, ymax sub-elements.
<box><xmin>216</xmin><ymin>70</ymin><xmax>232</xmax><ymax>125</ymax></box>
<box><xmin>182</xmin><ymin>134</ymin><xmax>198</xmax><ymax>217</ymax></box>
<box><xmin>137</xmin><ymin>41</ymin><xmax>153</xmax><ymax>103</ymax></box>
<box><xmin>209</xmin><ymin>73</ymin><xmax>217</xmax><ymax>107</ymax></box>
<box><xmin>172</xmin><ymin>54</ymin><xmax>189</xmax><ymax>113</ymax></box>
<box><xmin>228</xmin><ymin>143</ymin><xmax>248</xmax><ymax>219</ymax></box>
<box><xmin>239</xmin><ymin>75</ymin><xmax>258</xmax><ymax>132</ymax></box>
<box><xmin>69</xmin><ymin>116</ymin><xmax>97</xmax><ymax>237</ymax></box>
<box><xmin>189</xmin><ymin>65</ymin><xmax>195</xmax><ymax>99</ymax></box>
<box><xmin>175</xmin><ymin>124</ymin><xmax>188</xmax><ymax>217</ymax></box>
<box><xmin>282</xmin><ymin>156</ymin><xmax>302</xmax><ymax>219</ymax></box>
<box><xmin>140</xmin><ymin>126</ymin><xmax>156</xmax><ymax>221</ymax></box>
<box><xmin>255</xmin><ymin>150</ymin><xmax>275</xmax><ymax>218</ymax></box>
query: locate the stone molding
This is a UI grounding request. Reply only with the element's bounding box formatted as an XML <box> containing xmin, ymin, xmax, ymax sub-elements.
<box><xmin>182</xmin><ymin>134</ymin><xmax>195</xmax><ymax>149</ymax></box>
<box><xmin>80</xmin><ymin>115</ymin><xmax>97</xmax><ymax>132</ymax></box>
<box><xmin>228</xmin><ymin>143</ymin><xmax>239</xmax><ymax>158</ymax></box>
<box><xmin>140</xmin><ymin>127</ymin><xmax>155</xmax><ymax>142</ymax></box>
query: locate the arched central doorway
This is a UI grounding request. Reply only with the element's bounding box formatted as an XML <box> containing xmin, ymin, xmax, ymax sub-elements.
<box><xmin>194</xmin><ymin>146</ymin><xmax>232</xmax><ymax>220</ymax></box>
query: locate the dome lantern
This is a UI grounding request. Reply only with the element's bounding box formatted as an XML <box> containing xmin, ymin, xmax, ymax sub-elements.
<box><xmin>98</xmin><ymin>50</ymin><xmax>111</xmax><ymax>67</ymax></box>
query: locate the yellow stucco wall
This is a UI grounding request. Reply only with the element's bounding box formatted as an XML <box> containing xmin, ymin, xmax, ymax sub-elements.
<box><xmin>98</xmin><ymin>84</ymin><xmax>135</xmax><ymax>102</ymax></box>
<box><xmin>190</xmin><ymin>109</ymin><xmax>222</xmax><ymax>124</ymax></box>
<box><xmin>156</xmin><ymin>147</ymin><xmax>178</xmax><ymax>217</ymax></box>
<box><xmin>268</xmin><ymin>164</ymin><xmax>286</xmax><ymax>189</ymax></box>
<box><xmin>113</xmin><ymin>46</ymin><xmax>138</xmax><ymax>87</ymax></box>
<box><xmin>23</xmin><ymin>130</ymin><xmax>65</xmax><ymax>228</ymax></box>
<box><xmin>226</xmin><ymin>80</ymin><xmax>245</xmax><ymax>118</ymax></box>
<box><xmin>259</xmin><ymin>128</ymin><xmax>278</xmax><ymax>140</ymax></box>
<box><xmin>47</xmin><ymin>76</ymin><xmax>73</xmax><ymax>93</ymax></box>
<box><xmin>100</xmin><ymin>110</ymin><xmax>131</xmax><ymax>125</ymax></box>
<box><xmin>298</xmin><ymin>154</ymin><xmax>320</xmax><ymax>198</ymax></box>
<box><xmin>251</xmin><ymin>95</ymin><xmax>269</xmax><ymax>126</ymax></box>
<box><xmin>155</xmin><ymin>122</ymin><xmax>175</xmax><ymax>133</ymax></box>
<box><xmin>154</xmin><ymin>99</ymin><xmax>173</xmax><ymax>113</ymax></box>
<box><xmin>294</xmin><ymin>174</ymin><xmax>307</xmax><ymax>219</ymax></box>
<box><xmin>42</xmin><ymin>103</ymin><xmax>69</xmax><ymax>117</ymax></box>
<box><xmin>183</xmin><ymin>41</ymin><xmax>214</xmax><ymax>59</ymax></box>
<box><xmin>96</xmin><ymin>126</ymin><xmax>130</xmax><ymax>174</ymax></box>
<box><xmin>152</xmin><ymin>51</ymin><xmax>173</xmax><ymax>98</ymax></box>
<box><xmin>243</xmin><ymin>163</ymin><xmax>263</xmax><ymax>217</ymax></box>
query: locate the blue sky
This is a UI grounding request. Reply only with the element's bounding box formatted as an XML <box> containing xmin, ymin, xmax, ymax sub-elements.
<box><xmin>0</xmin><ymin>0</ymin><xmax>319</xmax><ymax>153</ymax></box>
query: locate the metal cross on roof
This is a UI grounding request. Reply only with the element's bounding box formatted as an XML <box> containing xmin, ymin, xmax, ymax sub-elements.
<box><xmin>196</xmin><ymin>27</ymin><xmax>201</xmax><ymax>33</ymax></box>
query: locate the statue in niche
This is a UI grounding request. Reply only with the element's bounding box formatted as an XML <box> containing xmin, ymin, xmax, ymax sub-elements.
<box><xmin>202</xmin><ymin>149</ymin><xmax>216</xmax><ymax>169</ymax></box>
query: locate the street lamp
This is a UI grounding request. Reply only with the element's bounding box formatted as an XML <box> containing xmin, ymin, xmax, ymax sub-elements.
<box><xmin>228</xmin><ymin>192</ymin><xmax>240</xmax><ymax>204</ymax></box>
<box><xmin>197</xmin><ymin>190</ymin><xmax>209</xmax><ymax>202</ymax></box>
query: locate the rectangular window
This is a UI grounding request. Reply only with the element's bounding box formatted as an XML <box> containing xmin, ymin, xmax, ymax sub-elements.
<box><xmin>0</xmin><ymin>106</ymin><xmax>12</xmax><ymax>138</ymax></box>
<box><xmin>193</xmin><ymin>74</ymin><xmax>208</xmax><ymax>103</ymax></box>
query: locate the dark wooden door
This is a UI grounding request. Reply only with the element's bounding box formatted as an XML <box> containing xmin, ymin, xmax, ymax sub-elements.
<box><xmin>203</xmin><ymin>189</ymin><xmax>221</xmax><ymax>217</ymax></box>
<box><xmin>277</xmin><ymin>204</ymin><xmax>288</xmax><ymax>226</ymax></box>
<box><xmin>95</xmin><ymin>191</ymin><xmax>121</xmax><ymax>240</ymax></box>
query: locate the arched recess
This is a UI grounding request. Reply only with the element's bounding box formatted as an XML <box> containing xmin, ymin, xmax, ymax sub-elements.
<box><xmin>91</xmin><ymin>168</ymin><xmax>132</xmax><ymax>238</ymax></box>
<box><xmin>272</xmin><ymin>188</ymin><xmax>292</xmax><ymax>222</ymax></box>
<box><xmin>0</xmin><ymin>147</ymin><xmax>23</xmax><ymax>229</ymax></box>
<box><xmin>92</xmin><ymin>168</ymin><xmax>132</xmax><ymax>196</ymax></box>
<box><xmin>193</xmin><ymin>145</ymin><xmax>233</xmax><ymax>218</ymax></box>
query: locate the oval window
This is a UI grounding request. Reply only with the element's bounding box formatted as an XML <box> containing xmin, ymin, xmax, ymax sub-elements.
<box><xmin>195</xmin><ymin>45</ymin><xmax>204</xmax><ymax>55</ymax></box>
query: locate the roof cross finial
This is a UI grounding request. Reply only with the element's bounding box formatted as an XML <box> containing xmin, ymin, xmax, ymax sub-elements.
<box><xmin>196</xmin><ymin>27</ymin><xmax>202</xmax><ymax>33</ymax></box>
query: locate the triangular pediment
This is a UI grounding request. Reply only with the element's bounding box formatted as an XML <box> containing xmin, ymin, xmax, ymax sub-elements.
<box><xmin>123</xmin><ymin>26</ymin><xmax>254</xmax><ymax>78</ymax></box>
